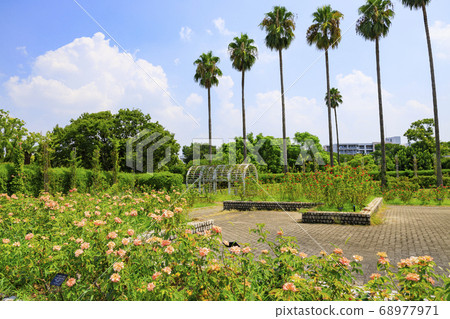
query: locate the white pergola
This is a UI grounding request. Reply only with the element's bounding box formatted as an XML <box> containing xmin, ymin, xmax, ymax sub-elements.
<box><xmin>186</xmin><ymin>164</ymin><xmax>258</xmax><ymax>194</ymax></box>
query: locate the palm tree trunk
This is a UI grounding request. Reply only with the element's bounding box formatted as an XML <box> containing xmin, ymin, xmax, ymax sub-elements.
<box><xmin>325</xmin><ymin>50</ymin><xmax>334</xmax><ymax>167</ymax></box>
<box><xmin>241</xmin><ymin>69</ymin><xmax>247</xmax><ymax>164</ymax></box>
<box><xmin>334</xmin><ymin>107</ymin><xmax>340</xmax><ymax>165</ymax></box>
<box><xmin>422</xmin><ymin>4</ymin><xmax>443</xmax><ymax>187</ymax></box>
<box><xmin>278</xmin><ymin>49</ymin><xmax>288</xmax><ymax>173</ymax></box>
<box><xmin>208</xmin><ymin>87</ymin><xmax>212</xmax><ymax>165</ymax></box>
<box><xmin>375</xmin><ymin>37</ymin><xmax>387</xmax><ymax>189</ymax></box>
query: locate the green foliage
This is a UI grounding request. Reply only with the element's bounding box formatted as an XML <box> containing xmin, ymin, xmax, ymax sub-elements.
<box><xmin>0</xmin><ymin>109</ymin><xmax>28</xmax><ymax>163</ymax></box>
<box><xmin>260</xmin><ymin>6</ymin><xmax>296</xmax><ymax>51</ymax></box>
<box><xmin>228</xmin><ymin>33</ymin><xmax>257</xmax><ymax>73</ymax></box>
<box><xmin>306</xmin><ymin>5</ymin><xmax>344</xmax><ymax>50</ymax></box>
<box><xmin>356</xmin><ymin>0</ymin><xmax>395</xmax><ymax>41</ymax></box>
<box><xmin>135</xmin><ymin>172</ymin><xmax>183</xmax><ymax>191</ymax></box>
<box><xmin>182</xmin><ymin>143</ymin><xmax>217</xmax><ymax>165</ymax></box>
<box><xmin>10</xmin><ymin>144</ymin><xmax>25</xmax><ymax>194</ymax></box>
<box><xmin>193</xmin><ymin>51</ymin><xmax>222</xmax><ymax>90</ymax></box>
<box><xmin>49</xmin><ymin>108</ymin><xmax>180</xmax><ymax>172</ymax></box>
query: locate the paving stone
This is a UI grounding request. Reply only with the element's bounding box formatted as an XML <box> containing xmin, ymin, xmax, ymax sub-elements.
<box><xmin>190</xmin><ymin>205</ymin><xmax>450</xmax><ymax>283</ymax></box>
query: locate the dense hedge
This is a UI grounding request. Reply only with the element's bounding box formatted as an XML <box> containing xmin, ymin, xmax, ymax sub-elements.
<box><xmin>0</xmin><ymin>164</ymin><xmax>183</xmax><ymax>195</ymax></box>
<box><xmin>368</xmin><ymin>169</ymin><xmax>450</xmax><ymax>179</ymax></box>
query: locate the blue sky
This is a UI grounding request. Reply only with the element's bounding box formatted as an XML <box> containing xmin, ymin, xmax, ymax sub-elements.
<box><xmin>0</xmin><ymin>0</ymin><xmax>449</xmax><ymax>148</ymax></box>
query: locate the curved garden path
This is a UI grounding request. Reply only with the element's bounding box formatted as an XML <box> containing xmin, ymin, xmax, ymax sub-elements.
<box><xmin>189</xmin><ymin>205</ymin><xmax>450</xmax><ymax>283</ymax></box>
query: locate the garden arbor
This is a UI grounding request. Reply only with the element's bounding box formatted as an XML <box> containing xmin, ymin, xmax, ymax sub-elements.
<box><xmin>186</xmin><ymin>164</ymin><xmax>258</xmax><ymax>194</ymax></box>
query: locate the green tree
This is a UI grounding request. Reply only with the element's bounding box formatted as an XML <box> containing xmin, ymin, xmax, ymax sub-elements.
<box><xmin>356</xmin><ymin>0</ymin><xmax>395</xmax><ymax>189</ymax></box>
<box><xmin>260</xmin><ymin>6</ymin><xmax>296</xmax><ymax>173</ymax></box>
<box><xmin>404</xmin><ymin>118</ymin><xmax>435</xmax><ymax>151</ymax></box>
<box><xmin>401</xmin><ymin>0</ymin><xmax>443</xmax><ymax>186</ymax></box>
<box><xmin>325</xmin><ymin>88</ymin><xmax>343</xmax><ymax>165</ymax></box>
<box><xmin>194</xmin><ymin>51</ymin><xmax>222</xmax><ymax>165</ymax></box>
<box><xmin>307</xmin><ymin>5</ymin><xmax>344</xmax><ymax>167</ymax></box>
<box><xmin>228</xmin><ymin>34</ymin><xmax>258</xmax><ymax>163</ymax></box>
<box><xmin>0</xmin><ymin>109</ymin><xmax>28</xmax><ymax>163</ymax></box>
<box><xmin>182</xmin><ymin>143</ymin><xmax>217</xmax><ymax>165</ymax></box>
<box><xmin>50</xmin><ymin>108</ymin><xmax>179</xmax><ymax>172</ymax></box>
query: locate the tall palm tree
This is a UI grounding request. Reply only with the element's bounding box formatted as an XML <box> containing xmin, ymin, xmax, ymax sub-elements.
<box><xmin>260</xmin><ymin>6</ymin><xmax>296</xmax><ymax>173</ymax></box>
<box><xmin>325</xmin><ymin>88</ymin><xmax>343</xmax><ymax>165</ymax></box>
<box><xmin>228</xmin><ymin>34</ymin><xmax>258</xmax><ymax>163</ymax></box>
<box><xmin>356</xmin><ymin>0</ymin><xmax>394</xmax><ymax>189</ymax></box>
<box><xmin>194</xmin><ymin>51</ymin><xmax>222</xmax><ymax>164</ymax></box>
<box><xmin>401</xmin><ymin>0</ymin><xmax>443</xmax><ymax>187</ymax></box>
<box><xmin>306</xmin><ymin>5</ymin><xmax>344</xmax><ymax>168</ymax></box>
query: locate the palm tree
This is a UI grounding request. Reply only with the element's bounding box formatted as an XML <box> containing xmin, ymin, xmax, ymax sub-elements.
<box><xmin>401</xmin><ymin>0</ymin><xmax>443</xmax><ymax>187</ymax></box>
<box><xmin>306</xmin><ymin>5</ymin><xmax>344</xmax><ymax>168</ymax></box>
<box><xmin>194</xmin><ymin>51</ymin><xmax>223</xmax><ymax>164</ymax></box>
<box><xmin>325</xmin><ymin>88</ymin><xmax>343</xmax><ymax>165</ymax></box>
<box><xmin>356</xmin><ymin>0</ymin><xmax>394</xmax><ymax>189</ymax></box>
<box><xmin>260</xmin><ymin>6</ymin><xmax>296</xmax><ymax>173</ymax></box>
<box><xmin>228</xmin><ymin>34</ymin><xmax>258</xmax><ymax>163</ymax></box>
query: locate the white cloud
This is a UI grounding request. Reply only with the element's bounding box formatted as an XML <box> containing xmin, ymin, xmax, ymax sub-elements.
<box><xmin>174</xmin><ymin>58</ymin><xmax>180</xmax><ymax>65</ymax></box>
<box><xmin>335</xmin><ymin>70</ymin><xmax>433</xmax><ymax>144</ymax></box>
<box><xmin>16</xmin><ymin>46</ymin><xmax>28</xmax><ymax>56</ymax></box>
<box><xmin>430</xmin><ymin>21</ymin><xmax>450</xmax><ymax>59</ymax></box>
<box><xmin>4</xmin><ymin>32</ymin><xmax>198</xmax><ymax>145</ymax></box>
<box><xmin>247</xmin><ymin>90</ymin><xmax>324</xmax><ymax>142</ymax></box>
<box><xmin>213</xmin><ymin>18</ymin><xmax>235</xmax><ymax>36</ymax></box>
<box><xmin>213</xmin><ymin>75</ymin><xmax>241</xmax><ymax>138</ymax></box>
<box><xmin>185</xmin><ymin>93</ymin><xmax>203</xmax><ymax>108</ymax></box>
<box><xmin>206</xmin><ymin>29</ymin><xmax>213</xmax><ymax>36</ymax></box>
<box><xmin>179</xmin><ymin>26</ymin><xmax>193</xmax><ymax>42</ymax></box>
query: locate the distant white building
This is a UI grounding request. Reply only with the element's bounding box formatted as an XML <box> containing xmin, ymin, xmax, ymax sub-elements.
<box><xmin>324</xmin><ymin>136</ymin><xmax>401</xmax><ymax>155</ymax></box>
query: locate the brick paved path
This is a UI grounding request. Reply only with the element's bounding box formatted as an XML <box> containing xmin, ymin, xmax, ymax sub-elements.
<box><xmin>190</xmin><ymin>205</ymin><xmax>450</xmax><ymax>283</ymax></box>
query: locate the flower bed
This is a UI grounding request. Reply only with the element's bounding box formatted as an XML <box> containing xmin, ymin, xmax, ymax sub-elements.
<box><xmin>302</xmin><ymin>197</ymin><xmax>383</xmax><ymax>225</ymax></box>
<box><xmin>1</xmin><ymin>192</ymin><xmax>448</xmax><ymax>301</ymax></box>
<box><xmin>223</xmin><ymin>201</ymin><xmax>322</xmax><ymax>211</ymax></box>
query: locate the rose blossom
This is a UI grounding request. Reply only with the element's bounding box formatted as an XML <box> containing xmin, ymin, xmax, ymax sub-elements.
<box><xmin>242</xmin><ymin>247</ymin><xmax>251</xmax><ymax>254</ymax></box>
<box><xmin>164</xmin><ymin>246</ymin><xmax>175</xmax><ymax>254</ymax></box>
<box><xmin>333</xmin><ymin>248</ymin><xmax>343</xmax><ymax>255</ymax></box>
<box><xmin>133</xmin><ymin>239</ymin><xmax>142</xmax><ymax>246</ymax></box>
<box><xmin>147</xmin><ymin>282</ymin><xmax>156</xmax><ymax>291</ymax></box>
<box><xmin>370</xmin><ymin>273</ymin><xmax>381</xmax><ymax>280</ymax></box>
<box><xmin>339</xmin><ymin>257</ymin><xmax>351</xmax><ymax>267</ymax></box>
<box><xmin>107</xmin><ymin>232</ymin><xmax>118</xmax><ymax>239</ymax></box>
<box><xmin>2</xmin><ymin>238</ymin><xmax>10</xmax><ymax>244</ymax></box>
<box><xmin>80</xmin><ymin>242</ymin><xmax>90</xmax><ymax>250</ymax></box>
<box><xmin>162</xmin><ymin>267</ymin><xmax>171</xmax><ymax>275</ymax></box>
<box><xmin>282</xmin><ymin>282</ymin><xmax>297</xmax><ymax>292</ymax></box>
<box><xmin>53</xmin><ymin>245</ymin><xmax>62</xmax><ymax>251</ymax></box>
<box><xmin>75</xmin><ymin>249</ymin><xmax>84</xmax><ymax>257</ymax></box>
<box><xmin>117</xmin><ymin>249</ymin><xmax>126</xmax><ymax>257</ymax></box>
<box><xmin>230</xmin><ymin>246</ymin><xmax>241</xmax><ymax>255</ymax></box>
<box><xmin>25</xmin><ymin>233</ymin><xmax>34</xmax><ymax>240</ymax></box>
<box><xmin>13</xmin><ymin>242</ymin><xmax>20</xmax><ymax>247</ymax></box>
<box><xmin>405</xmin><ymin>273</ymin><xmax>420</xmax><ymax>282</ymax></box>
<box><xmin>66</xmin><ymin>278</ymin><xmax>76</xmax><ymax>287</ymax></box>
<box><xmin>199</xmin><ymin>247</ymin><xmax>210</xmax><ymax>257</ymax></box>
<box><xmin>161</xmin><ymin>240</ymin><xmax>171</xmax><ymax>247</ymax></box>
<box><xmin>107</xmin><ymin>241</ymin><xmax>116</xmax><ymax>250</ymax></box>
<box><xmin>152</xmin><ymin>272</ymin><xmax>161</xmax><ymax>280</ymax></box>
<box><xmin>113</xmin><ymin>262</ymin><xmax>125</xmax><ymax>272</ymax></box>
<box><xmin>353</xmin><ymin>255</ymin><xmax>363</xmax><ymax>262</ymax></box>
<box><xmin>114</xmin><ymin>217</ymin><xmax>122</xmax><ymax>224</ymax></box>
<box><xmin>127</xmin><ymin>229</ymin><xmax>134</xmax><ymax>236</ymax></box>
<box><xmin>122</xmin><ymin>238</ymin><xmax>130</xmax><ymax>246</ymax></box>
<box><xmin>110</xmin><ymin>273</ymin><xmax>121</xmax><ymax>283</ymax></box>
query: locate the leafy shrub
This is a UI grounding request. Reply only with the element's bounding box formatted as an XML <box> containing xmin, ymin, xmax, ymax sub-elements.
<box><xmin>134</xmin><ymin>172</ymin><xmax>183</xmax><ymax>191</ymax></box>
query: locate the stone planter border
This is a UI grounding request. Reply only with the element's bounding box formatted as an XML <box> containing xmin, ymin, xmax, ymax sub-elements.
<box><xmin>223</xmin><ymin>201</ymin><xmax>322</xmax><ymax>212</ymax></box>
<box><xmin>302</xmin><ymin>197</ymin><xmax>383</xmax><ymax>226</ymax></box>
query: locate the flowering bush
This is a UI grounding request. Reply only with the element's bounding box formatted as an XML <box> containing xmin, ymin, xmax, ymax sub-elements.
<box><xmin>1</xmin><ymin>191</ymin><xmax>449</xmax><ymax>301</ymax></box>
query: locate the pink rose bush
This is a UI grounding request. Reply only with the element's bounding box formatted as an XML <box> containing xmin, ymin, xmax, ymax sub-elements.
<box><xmin>0</xmin><ymin>191</ymin><xmax>449</xmax><ymax>301</ymax></box>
